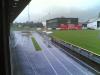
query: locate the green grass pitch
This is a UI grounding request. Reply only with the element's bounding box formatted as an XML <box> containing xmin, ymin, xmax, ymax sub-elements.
<box><xmin>52</xmin><ymin>30</ymin><xmax>100</xmax><ymax>55</ymax></box>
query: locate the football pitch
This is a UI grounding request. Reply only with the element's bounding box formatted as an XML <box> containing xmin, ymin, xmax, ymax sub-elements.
<box><xmin>52</xmin><ymin>30</ymin><xmax>100</xmax><ymax>55</ymax></box>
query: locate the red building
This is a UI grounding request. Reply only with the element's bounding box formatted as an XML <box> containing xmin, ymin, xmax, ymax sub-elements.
<box><xmin>59</xmin><ymin>24</ymin><xmax>82</xmax><ymax>30</ymax></box>
<box><xmin>46</xmin><ymin>17</ymin><xmax>82</xmax><ymax>30</ymax></box>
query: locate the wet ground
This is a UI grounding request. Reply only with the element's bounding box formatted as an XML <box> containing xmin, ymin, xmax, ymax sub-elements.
<box><xmin>10</xmin><ymin>31</ymin><xmax>97</xmax><ymax>75</ymax></box>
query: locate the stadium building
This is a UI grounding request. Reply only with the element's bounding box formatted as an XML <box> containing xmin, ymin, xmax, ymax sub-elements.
<box><xmin>87</xmin><ymin>18</ymin><xmax>100</xmax><ymax>30</ymax></box>
<box><xmin>84</xmin><ymin>13</ymin><xmax>100</xmax><ymax>30</ymax></box>
<box><xmin>46</xmin><ymin>17</ymin><xmax>82</xmax><ymax>30</ymax></box>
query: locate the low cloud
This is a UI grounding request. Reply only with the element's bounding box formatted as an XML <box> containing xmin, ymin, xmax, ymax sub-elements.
<box><xmin>14</xmin><ymin>0</ymin><xmax>100</xmax><ymax>23</ymax></box>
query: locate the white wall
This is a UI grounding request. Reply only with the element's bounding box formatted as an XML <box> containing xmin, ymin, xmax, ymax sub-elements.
<box><xmin>87</xmin><ymin>21</ymin><xmax>97</xmax><ymax>29</ymax></box>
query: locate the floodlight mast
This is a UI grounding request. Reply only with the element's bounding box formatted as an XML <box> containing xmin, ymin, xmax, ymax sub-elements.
<box><xmin>28</xmin><ymin>4</ymin><xmax>30</xmax><ymax>22</ymax></box>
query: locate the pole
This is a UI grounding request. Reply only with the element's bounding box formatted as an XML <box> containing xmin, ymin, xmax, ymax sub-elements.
<box><xmin>28</xmin><ymin>4</ymin><xmax>30</xmax><ymax>22</ymax></box>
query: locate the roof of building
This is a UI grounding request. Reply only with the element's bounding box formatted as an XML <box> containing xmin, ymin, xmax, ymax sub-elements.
<box><xmin>9</xmin><ymin>0</ymin><xmax>31</xmax><ymax>22</ymax></box>
<box><xmin>47</xmin><ymin>17</ymin><xmax>78</xmax><ymax>21</ymax></box>
<box><xmin>87</xmin><ymin>13</ymin><xmax>100</xmax><ymax>23</ymax></box>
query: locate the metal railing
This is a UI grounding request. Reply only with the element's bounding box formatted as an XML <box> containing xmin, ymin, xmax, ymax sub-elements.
<box><xmin>51</xmin><ymin>37</ymin><xmax>100</xmax><ymax>64</ymax></box>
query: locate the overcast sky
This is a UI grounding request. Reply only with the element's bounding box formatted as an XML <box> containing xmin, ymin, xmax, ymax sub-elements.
<box><xmin>14</xmin><ymin>0</ymin><xmax>100</xmax><ymax>23</ymax></box>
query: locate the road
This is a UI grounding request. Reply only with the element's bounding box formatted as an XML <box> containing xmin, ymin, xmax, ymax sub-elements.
<box><xmin>10</xmin><ymin>31</ymin><xmax>97</xmax><ymax>75</ymax></box>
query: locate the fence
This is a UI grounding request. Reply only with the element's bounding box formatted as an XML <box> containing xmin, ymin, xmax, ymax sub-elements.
<box><xmin>51</xmin><ymin>37</ymin><xmax>100</xmax><ymax>64</ymax></box>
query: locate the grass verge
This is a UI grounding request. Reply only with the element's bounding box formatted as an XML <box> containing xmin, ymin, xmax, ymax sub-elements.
<box><xmin>31</xmin><ymin>37</ymin><xmax>42</xmax><ymax>51</ymax></box>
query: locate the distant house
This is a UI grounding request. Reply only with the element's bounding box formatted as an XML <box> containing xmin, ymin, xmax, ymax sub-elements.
<box><xmin>82</xmin><ymin>23</ymin><xmax>87</xmax><ymax>29</ymax></box>
<box><xmin>81</xmin><ymin>21</ymin><xmax>88</xmax><ymax>29</ymax></box>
